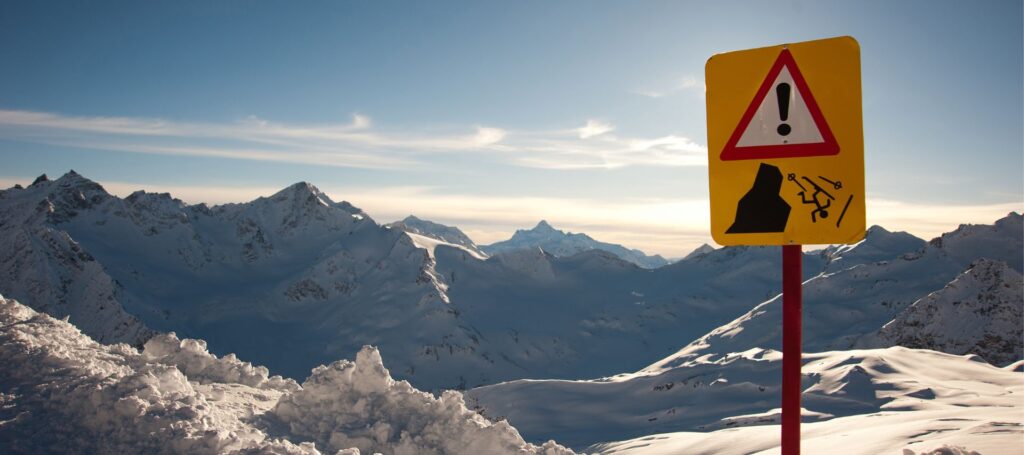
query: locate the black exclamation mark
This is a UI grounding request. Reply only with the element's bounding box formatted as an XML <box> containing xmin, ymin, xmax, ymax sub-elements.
<box><xmin>776</xmin><ymin>83</ymin><xmax>791</xmax><ymax>137</ymax></box>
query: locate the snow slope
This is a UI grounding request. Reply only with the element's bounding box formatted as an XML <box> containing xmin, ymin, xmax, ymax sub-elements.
<box><xmin>646</xmin><ymin>213</ymin><xmax>1023</xmax><ymax>370</ymax></box>
<box><xmin>467</xmin><ymin>213</ymin><xmax>1023</xmax><ymax>450</ymax></box>
<box><xmin>818</xmin><ymin>225</ymin><xmax>927</xmax><ymax>272</ymax></box>
<box><xmin>468</xmin><ymin>347</ymin><xmax>1024</xmax><ymax>452</ymax></box>
<box><xmin>592</xmin><ymin>408</ymin><xmax>1015</xmax><ymax>455</ymax></box>
<box><xmin>482</xmin><ymin>220</ymin><xmax>669</xmax><ymax>269</ymax></box>
<box><xmin>0</xmin><ymin>172</ymin><xmax>153</xmax><ymax>345</ymax></box>
<box><xmin>0</xmin><ymin>294</ymin><xmax>573</xmax><ymax>455</ymax></box>
<box><xmin>864</xmin><ymin>258</ymin><xmax>1023</xmax><ymax>366</ymax></box>
<box><xmin>405</xmin><ymin>231</ymin><xmax>488</xmax><ymax>261</ymax></box>
<box><xmin>431</xmin><ymin>242</ymin><xmax>827</xmax><ymax>384</ymax></box>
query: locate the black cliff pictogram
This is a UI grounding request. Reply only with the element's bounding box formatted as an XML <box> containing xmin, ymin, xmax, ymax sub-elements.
<box><xmin>727</xmin><ymin>163</ymin><xmax>791</xmax><ymax>234</ymax></box>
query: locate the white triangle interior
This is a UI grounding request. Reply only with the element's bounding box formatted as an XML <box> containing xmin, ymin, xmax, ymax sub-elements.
<box><xmin>735</xmin><ymin>66</ymin><xmax>825</xmax><ymax>147</ymax></box>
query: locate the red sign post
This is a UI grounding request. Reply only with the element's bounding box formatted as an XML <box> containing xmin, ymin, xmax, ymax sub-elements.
<box><xmin>781</xmin><ymin>244</ymin><xmax>803</xmax><ymax>454</ymax></box>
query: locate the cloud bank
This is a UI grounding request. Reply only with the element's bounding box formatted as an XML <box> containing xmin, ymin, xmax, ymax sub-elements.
<box><xmin>0</xmin><ymin>109</ymin><xmax>707</xmax><ymax>171</ymax></box>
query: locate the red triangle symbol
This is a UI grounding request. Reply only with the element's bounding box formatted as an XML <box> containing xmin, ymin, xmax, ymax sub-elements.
<box><xmin>720</xmin><ymin>49</ymin><xmax>839</xmax><ymax>161</ymax></box>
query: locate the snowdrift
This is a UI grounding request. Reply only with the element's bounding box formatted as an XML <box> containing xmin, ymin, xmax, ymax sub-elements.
<box><xmin>0</xmin><ymin>295</ymin><xmax>573</xmax><ymax>455</ymax></box>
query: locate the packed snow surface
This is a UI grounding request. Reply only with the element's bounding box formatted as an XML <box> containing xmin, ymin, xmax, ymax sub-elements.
<box><xmin>0</xmin><ymin>295</ymin><xmax>573</xmax><ymax>455</ymax></box>
<box><xmin>470</xmin><ymin>347</ymin><xmax>1023</xmax><ymax>453</ymax></box>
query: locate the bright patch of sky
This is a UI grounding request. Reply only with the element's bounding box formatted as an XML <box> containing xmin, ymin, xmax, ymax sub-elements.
<box><xmin>0</xmin><ymin>0</ymin><xmax>1020</xmax><ymax>257</ymax></box>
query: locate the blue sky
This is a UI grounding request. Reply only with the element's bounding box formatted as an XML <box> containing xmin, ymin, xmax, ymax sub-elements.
<box><xmin>1</xmin><ymin>0</ymin><xmax>1021</xmax><ymax>256</ymax></box>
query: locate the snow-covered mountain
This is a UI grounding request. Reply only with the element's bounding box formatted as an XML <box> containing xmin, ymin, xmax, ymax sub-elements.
<box><xmin>2</xmin><ymin>171</ymin><xmax>1022</xmax><ymax>454</ymax></box>
<box><xmin>863</xmin><ymin>258</ymin><xmax>1022</xmax><ymax>366</ymax></box>
<box><xmin>0</xmin><ymin>172</ymin><xmax>484</xmax><ymax>389</ymax></box>
<box><xmin>387</xmin><ymin>215</ymin><xmax>488</xmax><ymax>258</ymax></box>
<box><xmin>2</xmin><ymin>171</ymin><xmax>1020</xmax><ymax>400</ymax></box>
<box><xmin>644</xmin><ymin>212</ymin><xmax>1023</xmax><ymax>370</ymax></box>
<box><xmin>467</xmin><ymin>213</ymin><xmax>1023</xmax><ymax>451</ymax></box>
<box><xmin>0</xmin><ymin>172</ymin><xmax>831</xmax><ymax>390</ymax></box>
<box><xmin>682</xmin><ymin>243</ymin><xmax>716</xmax><ymax>260</ymax></box>
<box><xmin>0</xmin><ymin>172</ymin><xmax>153</xmax><ymax>345</ymax></box>
<box><xmin>818</xmin><ymin>225</ymin><xmax>927</xmax><ymax>272</ymax></box>
<box><xmin>0</xmin><ymin>295</ymin><xmax>573</xmax><ymax>455</ymax></box>
<box><xmin>481</xmin><ymin>220</ymin><xmax>669</xmax><ymax>269</ymax></box>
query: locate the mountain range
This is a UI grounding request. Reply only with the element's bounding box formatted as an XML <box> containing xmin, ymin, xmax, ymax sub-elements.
<box><xmin>1</xmin><ymin>171</ymin><xmax>1021</xmax><ymax>453</ymax></box>
<box><xmin>1</xmin><ymin>172</ymin><xmax>1020</xmax><ymax>390</ymax></box>
<box><xmin>0</xmin><ymin>171</ymin><xmax>830</xmax><ymax>389</ymax></box>
<box><xmin>479</xmin><ymin>220</ymin><xmax>670</xmax><ymax>268</ymax></box>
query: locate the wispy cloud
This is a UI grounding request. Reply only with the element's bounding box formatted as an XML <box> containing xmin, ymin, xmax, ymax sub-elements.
<box><xmin>0</xmin><ymin>108</ymin><xmax>707</xmax><ymax>170</ymax></box>
<box><xmin>472</xmin><ymin>126</ymin><xmax>507</xmax><ymax>146</ymax></box>
<box><xmin>634</xmin><ymin>75</ymin><xmax>702</xmax><ymax>98</ymax></box>
<box><xmin>577</xmin><ymin>120</ymin><xmax>614</xmax><ymax>139</ymax></box>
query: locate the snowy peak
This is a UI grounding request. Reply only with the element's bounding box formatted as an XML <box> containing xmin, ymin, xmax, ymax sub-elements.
<box><xmin>822</xmin><ymin>224</ymin><xmax>926</xmax><ymax>271</ymax></box>
<box><xmin>490</xmin><ymin>246</ymin><xmax>556</xmax><ymax>281</ymax></box>
<box><xmin>211</xmin><ymin>181</ymin><xmax>372</xmax><ymax>241</ymax></box>
<box><xmin>868</xmin><ymin>258</ymin><xmax>1023</xmax><ymax>366</ymax></box>
<box><xmin>928</xmin><ymin>212</ymin><xmax>1023</xmax><ymax>272</ymax></box>
<box><xmin>682</xmin><ymin>243</ymin><xmax>716</xmax><ymax>260</ymax></box>
<box><xmin>272</xmin><ymin>181</ymin><xmax>319</xmax><ymax>199</ymax></box>
<box><xmin>47</xmin><ymin>170</ymin><xmax>110</xmax><ymax>200</ymax></box>
<box><xmin>40</xmin><ymin>171</ymin><xmax>114</xmax><ymax>224</ymax></box>
<box><xmin>387</xmin><ymin>215</ymin><xmax>486</xmax><ymax>257</ymax></box>
<box><xmin>482</xmin><ymin>220</ymin><xmax>669</xmax><ymax>269</ymax></box>
<box><xmin>533</xmin><ymin>219</ymin><xmax>557</xmax><ymax>232</ymax></box>
<box><xmin>257</xmin><ymin>181</ymin><xmax>365</xmax><ymax>219</ymax></box>
<box><xmin>124</xmin><ymin>190</ymin><xmax>188</xmax><ymax>215</ymax></box>
<box><xmin>0</xmin><ymin>170</ymin><xmax>116</xmax><ymax>227</ymax></box>
<box><xmin>267</xmin><ymin>181</ymin><xmax>336</xmax><ymax>209</ymax></box>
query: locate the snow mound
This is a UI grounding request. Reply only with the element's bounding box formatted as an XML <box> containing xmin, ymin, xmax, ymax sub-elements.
<box><xmin>269</xmin><ymin>346</ymin><xmax>573</xmax><ymax>455</ymax></box>
<box><xmin>0</xmin><ymin>295</ymin><xmax>573</xmax><ymax>455</ymax></box>
<box><xmin>0</xmin><ymin>295</ymin><xmax>304</xmax><ymax>454</ymax></box>
<box><xmin>142</xmin><ymin>333</ymin><xmax>299</xmax><ymax>391</ymax></box>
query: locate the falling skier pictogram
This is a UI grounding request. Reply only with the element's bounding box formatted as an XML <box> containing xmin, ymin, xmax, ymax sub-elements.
<box><xmin>786</xmin><ymin>172</ymin><xmax>854</xmax><ymax>227</ymax></box>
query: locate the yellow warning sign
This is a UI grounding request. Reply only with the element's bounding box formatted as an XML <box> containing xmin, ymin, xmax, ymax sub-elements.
<box><xmin>706</xmin><ymin>36</ymin><xmax>865</xmax><ymax>246</ymax></box>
